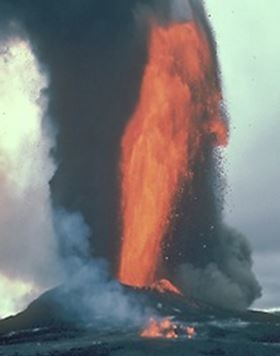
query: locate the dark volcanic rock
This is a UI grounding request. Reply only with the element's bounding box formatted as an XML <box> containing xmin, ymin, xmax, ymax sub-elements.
<box><xmin>0</xmin><ymin>285</ymin><xmax>278</xmax><ymax>336</ymax></box>
<box><xmin>0</xmin><ymin>286</ymin><xmax>279</xmax><ymax>355</ymax></box>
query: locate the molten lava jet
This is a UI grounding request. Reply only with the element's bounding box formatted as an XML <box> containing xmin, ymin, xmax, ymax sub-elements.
<box><xmin>118</xmin><ymin>20</ymin><xmax>228</xmax><ymax>288</ymax></box>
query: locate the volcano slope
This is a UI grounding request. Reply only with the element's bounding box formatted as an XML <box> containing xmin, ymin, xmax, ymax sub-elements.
<box><xmin>0</xmin><ymin>285</ymin><xmax>279</xmax><ymax>356</ymax></box>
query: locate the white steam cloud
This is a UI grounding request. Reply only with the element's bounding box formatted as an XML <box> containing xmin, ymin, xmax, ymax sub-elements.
<box><xmin>0</xmin><ymin>37</ymin><xmax>62</xmax><ymax>317</ymax></box>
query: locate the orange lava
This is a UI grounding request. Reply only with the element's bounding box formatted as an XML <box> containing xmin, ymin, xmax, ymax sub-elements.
<box><xmin>141</xmin><ymin>318</ymin><xmax>178</xmax><ymax>339</ymax></box>
<box><xmin>118</xmin><ymin>20</ymin><xmax>228</xmax><ymax>287</ymax></box>
<box><xmin>140</xmin><ymin>317</ymin><xmax>196</xmax><ymax>339</ymax></box>
<box><xmin>150</xmin><ymin>279</ymin><xmax>182</xmax><ymax>295</ymax></box>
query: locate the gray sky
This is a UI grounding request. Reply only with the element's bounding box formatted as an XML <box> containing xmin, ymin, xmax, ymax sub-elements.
<box><xmin>206</xmin><ymin>0</ymin><xmax>280</xmax><ymax>309</ymax></box>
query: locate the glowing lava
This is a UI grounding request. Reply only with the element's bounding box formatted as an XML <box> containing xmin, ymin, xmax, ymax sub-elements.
<box><xmin>140</xmin><ymin>317</ymin><xmax>196</xmax><ymax>339</ymax></box>
<box><xmin>118</xmin><ymin>20</ymin><xmax>228</xmax><ymax>287</ymax></box>
<box><xmin>150</xmin><ymin>279</ymin><xmax>182</xmax><ymax>295</ymax></box>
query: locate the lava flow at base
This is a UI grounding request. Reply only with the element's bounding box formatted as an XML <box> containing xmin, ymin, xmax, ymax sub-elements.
<box><xmin>141</xmin><ymin>317</ymin><xmax>196</xmax><ymax>340</ymax></box>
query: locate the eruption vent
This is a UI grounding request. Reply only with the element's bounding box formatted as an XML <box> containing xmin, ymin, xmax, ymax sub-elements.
<box><xmin>118</xmin><ymin>20</ymin><xmax>228</xmax><ymax>288</ymax></box>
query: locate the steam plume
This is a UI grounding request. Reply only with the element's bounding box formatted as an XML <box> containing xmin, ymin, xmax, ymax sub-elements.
<box><xmin>0</xmin><ymin>34</ymin><xmax>62</xmax><ymax>316</ymax></box>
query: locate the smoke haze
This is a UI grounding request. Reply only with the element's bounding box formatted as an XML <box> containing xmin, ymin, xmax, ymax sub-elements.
<box><xmin>176</xmin><ymin>227</ymin><xmax>261</xmax><ymax>309</ymax></box>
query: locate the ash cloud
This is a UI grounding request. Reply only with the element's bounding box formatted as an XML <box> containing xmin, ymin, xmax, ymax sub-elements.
<box><xmin>170</xmin><ymin>0</ymin><xmax>193</xmax><ymax>21</ymax></box>
<box><xmin>176</xmin><ymin>227</ymin><xmax>261</xmax><ymax>309</ymax></box>
<box><xmin>0</xmin><ymin>0</ymin><xmax>261</xmax><ymax>313</ymax></box>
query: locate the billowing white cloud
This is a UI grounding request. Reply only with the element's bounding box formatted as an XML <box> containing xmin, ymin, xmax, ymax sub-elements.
<box><xmin>0</xmin><ymin>37</ymin><xmax>62</xmax><ymax>317</ymax></box>
<box><xmin>0</xmin><ymin>274</ymin><xmax>38</xmax><ymax>318</ymax></box>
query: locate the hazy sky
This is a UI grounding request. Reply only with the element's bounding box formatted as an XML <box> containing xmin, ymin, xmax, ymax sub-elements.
<box><xmin>206</xmin><ymin>0</ymin><xmax>280</xmax><ymax>308</ymax></box>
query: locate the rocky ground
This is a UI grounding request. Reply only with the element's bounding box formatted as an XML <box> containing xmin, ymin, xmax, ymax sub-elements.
<box><xmin>0</xmin><ymin>286</ymin><xmax>279</xmax><ymax>355</ymax></box>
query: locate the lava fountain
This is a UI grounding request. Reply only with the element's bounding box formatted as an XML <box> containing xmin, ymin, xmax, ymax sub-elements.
<box><xmin>118</xmin><ymin>19</ymin><xmax>228</xmax><ymax>288</ymax></box>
